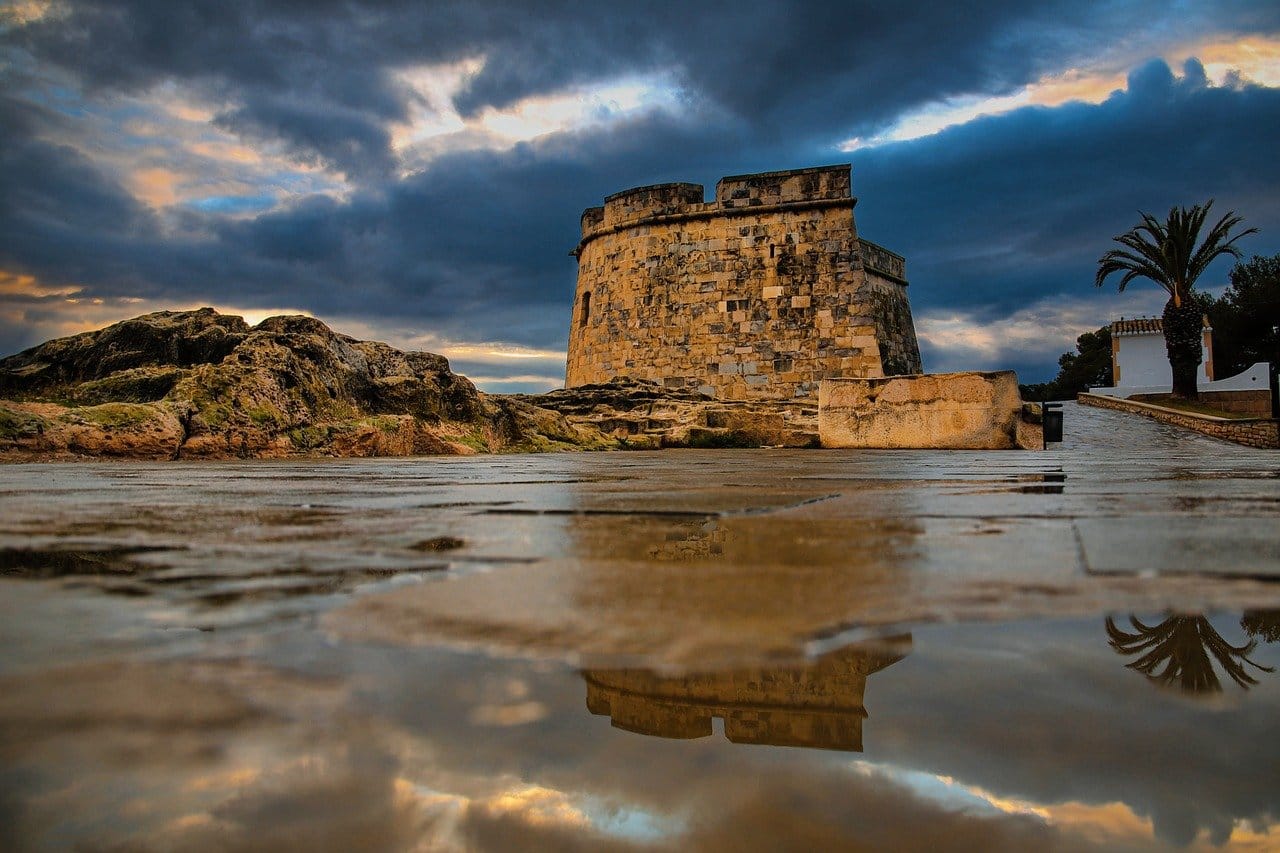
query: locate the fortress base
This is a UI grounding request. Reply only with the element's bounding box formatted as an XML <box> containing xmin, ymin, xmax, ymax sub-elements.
<box><xmin>818</xmin><ymin>372</ymin><xmax>1044</xmax><ymax>450</ymax></box>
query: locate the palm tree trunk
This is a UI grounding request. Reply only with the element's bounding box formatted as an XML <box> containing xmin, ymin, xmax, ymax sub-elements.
<box><xmin>1163</xmin><ymin>299</ymin><xmax>1203</xmax><ymax>400</ymax></box>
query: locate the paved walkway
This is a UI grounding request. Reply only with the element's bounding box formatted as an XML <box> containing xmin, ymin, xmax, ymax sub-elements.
<box><xmin>2</xmin><ymin>402</ymin><xmax>1276</xmax><ymax>667</ymax></box>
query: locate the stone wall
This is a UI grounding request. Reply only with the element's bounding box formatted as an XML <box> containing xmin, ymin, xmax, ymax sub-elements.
<box><xmin>1130</xmin><ymin>390</ymin><xmax>1272</xmax><ymax>417</ymax></box>
<box><xmin>567</xmin><ymin>165</ymin><xmax>921</xmax><ymax>400</ymax></box>
<box><xmin>1079</xmin><ymin>393</ymin><xmax>1280</xmax><ymax>448</ymax></box>
<box><xmin>819</xmin><ymin>371</ymin><xmax>1044</xmax><ymax>450</ymax></box>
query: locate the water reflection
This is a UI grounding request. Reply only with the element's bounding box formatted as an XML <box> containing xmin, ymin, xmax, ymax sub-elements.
<box><xmin>583</xmin><ymin>636</ymin><xmax>911</xmax><ymax>751</ymax></box>
<box><xmin>1241</xmin><ymin>609</ymin><xmax>1280</xmax><ymax>643</ymax></box>
<box><xmin>1106</xmin><ymin>614</ymin><xmax>1276</xmax><ymax>693</ymax></box>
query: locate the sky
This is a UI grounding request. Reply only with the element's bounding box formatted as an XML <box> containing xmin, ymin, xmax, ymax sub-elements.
<box><xmin>1</xmin><ymin>1</ymin><xmax>1279</xmax><ymax>390</ymax></box>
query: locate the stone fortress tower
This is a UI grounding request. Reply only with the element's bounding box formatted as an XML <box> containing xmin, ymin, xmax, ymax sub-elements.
<box><xmin>567</xmin><ymin>164</ymin><xmax>922</xmax><ymax>400</ymax></box>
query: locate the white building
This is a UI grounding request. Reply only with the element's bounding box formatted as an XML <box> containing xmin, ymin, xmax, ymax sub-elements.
<box><xmin>1090</xmin><ymin>315</ymin><xmax>1273</xmax><ymax>399</ymax></box>
<box><xmin>1109</xmin><ymin>316</ymin><xmax>1214</xmax><ymax>390</ymax></box>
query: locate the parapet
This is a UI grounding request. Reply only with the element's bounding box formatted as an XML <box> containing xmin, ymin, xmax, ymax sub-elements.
<box><xmin>715</xmin><ymin>164</ymin><xmax>851</xmax><ymax>207</ymax></box>
<box><xmin>860</xmin><ymin>239</ymin><xmax>907</xmax><ymax>283</ymax></box>
<box><xmin>819</xmin><ymin>372</ymin><xmax>1044</xmax><ymax>450</ymax></box>
<box><xmin>580</xmin><ymin>206</ymin><xmax>605</xmax><ymax>234</ymax></box>
<box><xmin>576</xmin><ymin>165</ymin><xmax>856</xmax><ymax>251</ymax></box>
<box><xmin>601</xmin><ymin>182</ymin><xmax>705</xmax><ymax>230</ymax></box>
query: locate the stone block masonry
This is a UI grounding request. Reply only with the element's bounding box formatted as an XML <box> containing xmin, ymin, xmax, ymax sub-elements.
<box><xmin>819</xmin><ymin>372</ymin><xmax>1045</xmax><ymax>450</ymax></box>
<box><xmin>567</xmin><ymin>165</ymin><xmax>922</xmax><ymax>400</ymax></box>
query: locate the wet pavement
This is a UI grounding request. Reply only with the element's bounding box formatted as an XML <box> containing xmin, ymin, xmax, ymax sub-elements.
<box><xmin>1</xmin><ymin>401</ymin><xmax>1279</xmax><ymax>850</ymax></box>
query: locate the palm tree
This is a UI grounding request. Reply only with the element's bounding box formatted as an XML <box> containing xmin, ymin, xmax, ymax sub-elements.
<box><xmin>1106</xmin><ymin>614</ymin><xmax>1274</xmax><ymax>694</ymax></box>
<box><xmin>1096</xmin><ymin>202</ymin><xmax>1256</xmax><ymax>399</ymax></box>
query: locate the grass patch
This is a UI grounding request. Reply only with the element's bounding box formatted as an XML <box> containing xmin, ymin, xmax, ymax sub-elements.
<box><xmin>72</xmin><ymin>403</ymin><xmax>156</xmax><ymax>428</ymax></box>
<box><xmin>245</xmin><ymin>405</ymin><xmax>285</xmax><ymax>426</ymax></box>
<box><xmin>288</xmin><ymin>426</ymin><xmax>329</xmax><ymax>449</ymax></box>
<box><xmin>370</xmin><ymin>415</ymin><xmax>403</xmax><ymax>433</ymax></box>
<box><xmin>452</xmin><ymin>428</ymin><xmax>491</xmax><ymax>452</ymax></box>
<box><xmin>0</xmin><ymin>406</ymin><xmax>47</xmax><ymax>440</ymax></box>
<box><xmin>196</xmin><ymin>402</ymin><xmax>233</xmax><ymax>429</ymax></box>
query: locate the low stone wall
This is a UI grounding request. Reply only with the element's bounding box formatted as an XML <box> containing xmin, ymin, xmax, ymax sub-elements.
<box><xmin>1130</xmin><ymin>390</ymin><xmax>1273</xmax><ymax>417</ymax></box>
<box><xmin>1078</xmin><ymin>393</ymin><xmax>1280</xmax><ymax>449</ymax></box>
<box><xmin>819</xmin><ymin>371</ymin><xmax>1042</xmax><ymax>449</ymax></box>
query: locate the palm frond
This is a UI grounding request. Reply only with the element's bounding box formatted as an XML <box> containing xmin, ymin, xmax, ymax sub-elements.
<box><xmin>1106</xmin><ymin>614</ymin><xmax>1275</xmax><ymax>694</ymax></box>
<box><xmin>1097</xmin><ymin>201</ymin><xmax>1255</xmax><ymax>309</ymax></box>
<box><xmin>1096</xmin><ymin>247</ymin><xmax>1173</xmax><ymax>296</ymax></box>
<box><xmin>1187</xmin><ymin>202</ymin><xmax>1259</xmax><ymax>285</ymax></box>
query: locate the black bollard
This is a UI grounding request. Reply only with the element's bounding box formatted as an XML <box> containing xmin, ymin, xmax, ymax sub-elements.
<box><xmin>1043</xmin><ymin>402</ymin><xmax>1064</xmax><ymax>449</ymax></box>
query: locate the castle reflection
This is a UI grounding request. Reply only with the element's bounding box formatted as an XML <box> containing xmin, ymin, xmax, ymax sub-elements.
<box><xmin>583</xmin><ymin>636</ymin><xmax>910</xmax><ymax>751</ymax></box>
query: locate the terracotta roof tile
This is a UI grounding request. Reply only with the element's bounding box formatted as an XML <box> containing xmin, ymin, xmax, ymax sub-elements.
<box><xmin>1110</xmin><ymin>315</ymin><xmax>1210</xmax><ymax>336</ymax></box>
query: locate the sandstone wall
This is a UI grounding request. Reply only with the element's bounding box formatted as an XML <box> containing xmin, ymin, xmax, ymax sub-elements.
<box><xmin>567</xmin><ymin>165</ymin><xmax>922</xmax><ymax>400</ymax></box>
<box><xmin>1130</xmin><ymin>389</ymin><xmax>1273</xmax><ymax>417</ymax></box>
<box><xmin>819</xmin><ymin>371</ymin><xmax>1044</xmax><ymax>450</ymax></box>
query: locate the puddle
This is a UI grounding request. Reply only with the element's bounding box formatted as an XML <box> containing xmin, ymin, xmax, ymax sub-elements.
<box><xmin>1</xmin><ymin>611</ymin><xmax>1277</xmax><ymax>851</ymax></box>
<box><xmin>2</xmin><ymin>404</ymin><xmax>1280</xmax><ymax>849</ymax></box>
<box><xmin>0</xmin><ymin>545</ymin><xmax>177</xmax><ymax>578</ymax></box>
<box><xmin>0</xmin><ymin>545</ymin><xmax>449</xmax><ymax>615</ymax></box>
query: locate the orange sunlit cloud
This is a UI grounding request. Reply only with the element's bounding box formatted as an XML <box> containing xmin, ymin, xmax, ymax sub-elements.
<box><xmin>0</xmin><ymin>270</ymin><xmax>80</xmax><ymax>298</ymax></box>
<box><xmin>1178</xmin><ymin>35</ymin><xmax>1280</xmax><ymax>86</ymax></box>
<box><xmin>129</xmin><ymin>167</ymin><xmax>183</xmax><ymax>208</ymax></box>
<box><xmin>0</xmin><ymin>0</ymin><xmax>54</xmax><ymax>27</ymax></box>
<box><xmin>843</xmin><ymin>35</ymin><xmax>1280</xmax><ymax>150</ymax></box>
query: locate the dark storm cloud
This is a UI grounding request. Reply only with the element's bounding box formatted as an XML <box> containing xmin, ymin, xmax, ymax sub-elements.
<box><xmin>0</xmin><ymin>96</ymin><xmax>156</xmax><ymax>246</ymax></box>
<box><xmin>214</xmin><ymin>92</ymin><xmax>399</xmax><ymax>180</ymax></box>
<box><xmin>851</xmin><ymin>58</ymin><xmax>1280</xmax><ymax>377</ymax></box>
<box><xmin>854</xmin><ymin>58</ymin><xmax>1280</xmax><ymax>319</ymax></box>
<box><xmin>13</xmin><ymin>1</ymin><xmax>1280</xmax><ymax>176</ymax></box>
<box><xmin>3</xmin><ymin>1</ymin><xmax>1280</xmax><ymax>383</ymax></box>
<box><xmin>3</xmin><ymin>57</ymin><xmax>1279</xmax><ymax>375</ymax></box>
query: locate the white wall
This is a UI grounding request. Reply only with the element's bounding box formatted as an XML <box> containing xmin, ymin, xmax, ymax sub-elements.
<box><xmin>1091</xmin><ymin>361</ymin><xmax>1269</xmax><ymax>398</ymax></box>
<box><xmin>1109</xmin><ymin>330</ymin><xmax>1212</xmax><ymax>391</ymax></box>
<box><xmin>1114</xmin><ymin>334</ymin><xmax>1170</xmax><ymax>387</ymax></box>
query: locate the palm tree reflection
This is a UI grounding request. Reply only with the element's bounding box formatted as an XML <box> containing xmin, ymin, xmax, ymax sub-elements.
<box><xmin>1241</xmin><ymin>610</ymin><xmax>1280</xmax><ymax>644</ymax></box>
<box><xmin>1106</xmin><ymin>614</ymin><xmax>1275</xmax><ymax>693</ymax></box>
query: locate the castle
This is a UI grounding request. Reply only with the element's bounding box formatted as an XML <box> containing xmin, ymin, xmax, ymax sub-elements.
<box><xmin>566</xmin><ymin>164</ymin><xmax>922</xmax><ymax>400</ymax></box>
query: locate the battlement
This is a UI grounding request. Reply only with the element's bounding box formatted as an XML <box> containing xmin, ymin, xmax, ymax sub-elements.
<box><xmin>580</xmin><ymin>206</ymin><xmax>605</xmax><ymax>233</ymax></box>
<box><xmin>716</xmin><ymin>164</ymin><xmax>851</xmax><ymax>207</ymax></box>
<box><xmin>578</xmin><ymin>165</ymin><xmax>856</xmax><ymax>248</ymax></box>
<box><xmin>600</xmin><ymin>182</ymin><xmax>706</xmax><ymax>231</ymax></box>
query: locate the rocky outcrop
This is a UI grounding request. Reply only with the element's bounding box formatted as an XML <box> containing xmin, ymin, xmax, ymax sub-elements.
<box><xmin>0</xmin><ymin>309</ymin><xmax>249</xmax><ymax>397</ymax></box>
<box><xmin>0</xmin><ymin>308</ymin><xmax>825</xmax><ymax>460</ymax></box>
<box><xmin>514</xmin><ymin>378</ymin><xmax>818</xmax><ymax>449</ymax></box>
<box><xmin>0</xmin><ymin>309</ymin><xmax>605</xmax><ymax>459</ymax></box>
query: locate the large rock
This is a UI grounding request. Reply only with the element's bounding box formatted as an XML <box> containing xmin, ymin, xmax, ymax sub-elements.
<box><xmin>516</xmin><ymin>378</ymin><xmax>819</xmax><ymax>449</ymax></box>
<box><xmin>0</xmin><ymin>308</ymin><xmax>248</xmax><ymax>396</ymax></box>
<box><xmin>0</xmin><ymin>400</ymin><xmax>186</xmax><ymax>459</ymax></box>
<box><xmin>0</xmin><ymin>309</ymin><xmax>601</xmax><ymax>459</ymax></box>
<box><xmin>818</xmin><ymin>372</ymin><xmax>1043</xmax><ymax>450</ymax></box>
